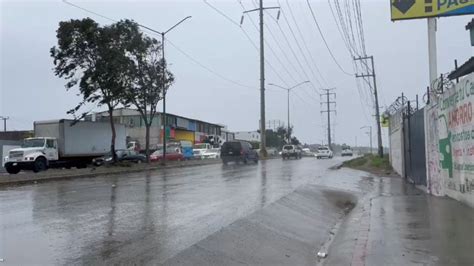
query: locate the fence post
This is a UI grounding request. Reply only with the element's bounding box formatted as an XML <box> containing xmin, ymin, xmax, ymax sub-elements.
<box><xmin>427</xmin><ymin>86</ymin><xmax>430</xmax><ymax>105</ymax></box>
<box><xmin>402</xmin><ymin>109</ymin><xmax>407</xmax><ymax>179</ymax></box>
<box><xmin>407</xmin><ymin>101</ymin><xmax>412</xmax><ymax>183</ymax></box>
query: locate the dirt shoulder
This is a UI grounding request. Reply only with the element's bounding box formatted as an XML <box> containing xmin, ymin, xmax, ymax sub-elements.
<box><xmin>342</xmin><ymin>154</ymin><xmax>399</xmax><ymax>177</ymax></box>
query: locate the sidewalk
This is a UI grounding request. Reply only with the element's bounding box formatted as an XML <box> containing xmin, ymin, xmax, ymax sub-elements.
<box><xmin>325</xmin><ymin>173</ymin><xmax>474</xmax><ymax>266</ymax></box>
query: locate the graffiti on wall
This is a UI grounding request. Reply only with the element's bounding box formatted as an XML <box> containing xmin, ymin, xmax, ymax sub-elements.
<box><xmin>437</xmin><ymin>73</ymin><xmax>474</xmax><ymax>194</ymax></box>
<box><xmin>425</xmin><ymin>104</ymin><xmax>444</xmax><ymax>196</ymax></box>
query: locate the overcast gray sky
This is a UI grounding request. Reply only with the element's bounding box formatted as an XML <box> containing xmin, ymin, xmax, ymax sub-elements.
<box><xmin>1</xmin><ymin>0</ymin><xmax>473</xmax><ymax>146</ymax></box>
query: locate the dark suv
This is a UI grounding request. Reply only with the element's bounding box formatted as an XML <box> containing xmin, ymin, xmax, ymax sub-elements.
<box><xmin>221</xmin><ymin>141</ymin><xmax>259</xmax><ymax>164</ymax></box>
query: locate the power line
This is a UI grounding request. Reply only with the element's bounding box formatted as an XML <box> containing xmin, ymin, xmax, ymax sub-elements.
<box><xmin>239</xmin><ymin>0</ymin><xmax>303</xmax><ymax>87</ymax></box>
<box><xmin>63</xmin><ymin>0</ymin><xmax>258</xmax><ymax>91</ymax></box>
<box><xmin>205</xmin><ymin>0</ymin><xmax>291</xmax><ymax>88</ymax></box>
<box><xmin>266</xmin><ymin>8</ymin><xmax>322</xmax><ymax>93</ymax></box>
<box><xmin>165</xmin><ymin>38</ymin><xmax>257</xmax><ymax>90</ymax></box>
<box><xmin>278</xmin><ymin>0</ymin><xmax>323</xmax><ymax>88</ymax></box>
<box><xmin>63</xmin><ymin>0</ymin><xmax>118</xmax><ymax>23</ymax></box>
<box><xmin>237</xmin><ymin>2</ymin><xmax>291</xmax><ymax>87</ymax></box>
<box><xmin>328</xmin><ymin>0</ymin><xmax>354</xmax><ymax>58</ymax></box>
<box><xmin>306</xmin><ymin>0</ymin><xmax>352</xmax><ymax>76</ymax></box>
<box><xmin>284</xmin><ymin>0</ymin><xmax>328</xmax><ymax>87</ymax></box>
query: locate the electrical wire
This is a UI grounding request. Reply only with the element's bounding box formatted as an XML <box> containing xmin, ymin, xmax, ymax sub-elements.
<box><xmin>278</xmin><ymin>0</ymin><xmax>323</xmax><ymax>88</ymax></box>
<box><xmin>306</xmin><ymin>0</ymin><xmax>352</xmax><ymax>76</ymax></box>
<box><xmin>238</xmin><ymin>0</ymin><xmax>304</xmax><ymax>87</ymax></box>
<box><xmin>284</xmin><ymin>0</ymin><xmax>328</xmax><ymax>87</ymax></box>
<box><xmin>266</xmin><ymin>8</ymin><xmax>323</xmax><ymax>93</ymax></box>
<box><xmin>63</xmin><ymin>0</ymin><xmax>259</xmax><ymax>91</ymax></box>
<box><xmin>205</xmin><ymin>0</ymin><xmax>292</xmax><ymax>88</ymax></box>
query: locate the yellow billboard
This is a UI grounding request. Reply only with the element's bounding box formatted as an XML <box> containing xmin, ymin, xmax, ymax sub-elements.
<box><xmin>391</xmin><ymin>0</ymin><xmax>474</xmax><ymax>21</ymax></box>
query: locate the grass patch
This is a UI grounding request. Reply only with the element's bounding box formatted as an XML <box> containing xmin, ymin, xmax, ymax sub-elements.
<box><xmin>343</xmin><ymin>154</ymin><xmax>395</xmax><ymax>176</ymax></box>
<box><xmin>344</xmin><ymin>156</ymin><xmax>368</xmax><ymax>168</ymax></box>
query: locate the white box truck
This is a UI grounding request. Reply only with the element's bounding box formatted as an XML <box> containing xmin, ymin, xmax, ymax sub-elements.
<box><xmin>3</xmin><ymin>119</ymin><xmax>126</xmax><ymax>174</ymax></box>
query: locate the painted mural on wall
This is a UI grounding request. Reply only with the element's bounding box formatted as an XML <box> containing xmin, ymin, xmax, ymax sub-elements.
<box><xmin>437</xmin><ymin>73</ymin><xmax>474</xmax><ymax>195</ymax></box>
<box><xmin>425</xmin><ymin>104</ymin><xmax>444</xmax><ymax>196</ymax></box>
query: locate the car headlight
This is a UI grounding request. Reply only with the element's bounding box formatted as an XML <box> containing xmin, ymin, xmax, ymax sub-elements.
<box><xmin>105</xmin><ymin>158</ymin><xmax>112</xmax><ymax>162</ymax></box>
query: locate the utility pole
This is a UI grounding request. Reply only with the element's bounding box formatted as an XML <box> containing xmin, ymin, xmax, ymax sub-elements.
<box><xmin>320</xmin><ymin>89</ymin><xmax>336</xmax><ymax>150</ymax></box>
<box><xmin>354</xmin><ymin>55</ymin><xmax>383</xmax><ymax>157</ymax></box>
<box><xmin>241</xmin><ymin>1</ymin><xmax>280</xmax><ymax>158</ymax></box>
<box><xmin>0</xmin><ymin>116</ymin><xmax>9</xmax><ymax>132</ymax></box>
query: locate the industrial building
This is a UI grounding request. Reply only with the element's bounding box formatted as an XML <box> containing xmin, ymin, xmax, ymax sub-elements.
<box><xmin>86</xmin><ymin>108</ymin><xmax>225</xmax><ymax>148</ymax></box>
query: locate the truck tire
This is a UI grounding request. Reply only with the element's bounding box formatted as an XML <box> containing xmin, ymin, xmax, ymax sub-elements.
<box><xmin>5</xmin><ymin>164</ymin><xmax>20</xmax><ymax>174</ymax></box>
<box><xmin>33</xmin><ymin>157</ymin><xmax>48</xmax><ymax>173</ymax></box>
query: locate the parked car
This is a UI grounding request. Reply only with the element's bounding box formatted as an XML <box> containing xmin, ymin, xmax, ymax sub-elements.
<box><xmin>316</xmin><ymin>146</ymin><xmax>333</xmax><ymax>159</ymax></box>
<box><xmin>93</xmin><ymin>149</ymin><xmax>146</xmax><ymax>166</ymax></box>
<box><xmin>281</xmin><ymin>145</ymin><xmax>302</xmax><ymax>159</ymax></box>
<box><xmin>127</xmin><ymin>141</ymin><xmax>141</xmax><ymax>152</ymax></box>
<box><xmin>193</xmin><ymin>143</ymin><xmax>212</xmax><ymax>159</ymax></box>
<box><xmin>341</xmin><ymin>146</ymin><xmax>353</xmax><ymax>157</ymax></box>
<box><xmin>150</xmin><ymin>148</ymin><xmax>184</xmax><ymax>162</ymax></box>
<box><xmin>221</xmin><ymin>141</ymin><xmax>258</xmax><ymax>164</ymax></box>
<box><xmin>301</xmin><ymin>148</ymin><xmax>314</xmax><ymax>157</ymax></box>
<box><xmin>201</xmin><ymin>148</ymin><xmax>221</xmax><ymax>159</ymax></box>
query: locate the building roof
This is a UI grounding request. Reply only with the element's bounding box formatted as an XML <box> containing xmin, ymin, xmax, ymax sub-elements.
<box><xmin>448</xmin><ymin>57</ymin><xmax>474</xmax><ymax>80</ymax></box>
<box><xmin>93</xmin><ymin>108</ymin><xmax>224</xmax><ymax>127</ymax></box>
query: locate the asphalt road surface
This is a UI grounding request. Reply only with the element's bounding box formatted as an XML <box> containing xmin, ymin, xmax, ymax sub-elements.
<box><xmin>0</xmin><ymin>157</ymin><xmax>349</xmax><ymax>265</ymax></box>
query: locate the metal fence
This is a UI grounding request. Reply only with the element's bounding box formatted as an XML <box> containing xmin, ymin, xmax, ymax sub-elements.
<box><xmin>403</xmin><ymin>104</ymin><xmax>427</xmax><ymax>185</ymax></box>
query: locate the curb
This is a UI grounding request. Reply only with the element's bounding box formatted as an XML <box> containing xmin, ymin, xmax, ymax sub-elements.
<box><xmin>0</xmin><ymin>159</ymin><xmax>221</xmax><ymax>187</ymax></box>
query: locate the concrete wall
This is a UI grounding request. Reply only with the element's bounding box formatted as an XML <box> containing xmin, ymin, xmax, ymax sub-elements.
<box><xmin>424</xmin><ymin>73</ymin><xmax>474</xmax><ymax>208</ymax></box>
<box><xmin>126</xmin><ymin>126</ymin><xmax>161</xmax><ymax>149</ymax></box>
<box><xmin>389</xmin><ymin>110</ymin><xmax>404</xmax><ymax>176</ymax></box>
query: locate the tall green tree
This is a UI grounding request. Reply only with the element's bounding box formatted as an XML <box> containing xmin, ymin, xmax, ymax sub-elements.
<box><xmin>117</xmin><ymin>20</ymin><xmax>175</xmax><ymax>162</ymax></box>
<box><xmin>51</xmin><ymin>18</ymin><xmax>137</xmax><ymax>162</ymax></box>
<box><xmin>266</xmin><ymin>126</ymin><xmax>300</xmax><ymax>148</ymax></box>
<box><xmin>290</xmin><ymin>136</ymin><xmax>301</xmax><ymax>145</ymax></box>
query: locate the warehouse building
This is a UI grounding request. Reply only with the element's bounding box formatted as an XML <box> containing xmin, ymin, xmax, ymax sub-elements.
<box><xmin>86</xmin><ymin>108</ymin><xmax>224</xmax><ymax>148</ymax></box>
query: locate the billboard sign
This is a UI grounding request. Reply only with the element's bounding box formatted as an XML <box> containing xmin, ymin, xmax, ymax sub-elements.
<box><xmin>391</xmin><ymin>0</ymin><xmax>474</xmax><ymax>21</ymax></box>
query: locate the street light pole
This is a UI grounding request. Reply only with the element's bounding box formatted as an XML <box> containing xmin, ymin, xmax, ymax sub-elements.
<box><xmin>139</xmin><ymin>16</ymin><xmax>191</xmax><ymax>165</ymax></box>
<box><xmin>0</xmin><ymin>116</ymin><xmax>9</xmax><ymax>132</ymax></box>
<box><xmin>287</xmin><ymin>89</ymin><xmax>290</xmax><ymax>142</ymax></box>
<box><xmin>268</xmin><ymin>81</ymin><xmax>309</xmax><ymax>143</ymax></box>
<box><xmin>361</xmin><ymin>126</ymin><xmax>372</xmax><ymax>154</ymax></box>
<box><xmin>161</xmin><ymin>32</ymin><xmax>167</xmax><ymax>165</ymax></box>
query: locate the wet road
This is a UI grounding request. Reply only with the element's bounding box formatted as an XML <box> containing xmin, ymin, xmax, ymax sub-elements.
<box><xmin>0</xmin><ymin>157</ymin><xmax>348</xmax><ymax>265</ymax></box>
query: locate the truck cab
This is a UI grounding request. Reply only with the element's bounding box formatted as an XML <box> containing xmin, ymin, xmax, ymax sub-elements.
<box><xmin>4</xmin><ymin>137</ymin><xmax>59</xmax><ymax>174</ymax></box>
<box><xmin>193</xmin><ymin>143</ymin><xmax>212</xmax><ymax>159</ymax></box>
